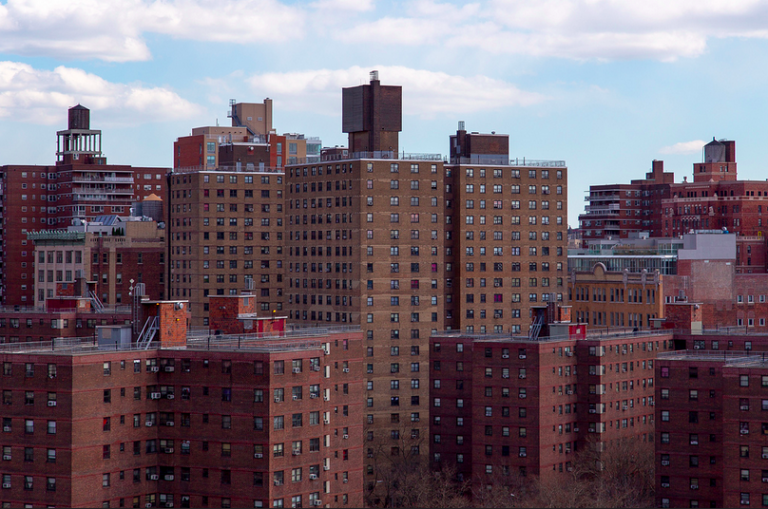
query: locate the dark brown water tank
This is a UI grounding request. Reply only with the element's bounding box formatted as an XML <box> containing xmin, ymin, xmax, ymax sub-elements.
<box><xmin>68</xmin><ymin>104</ymin><xmax>90</xmax><ymax>130</ymax></box>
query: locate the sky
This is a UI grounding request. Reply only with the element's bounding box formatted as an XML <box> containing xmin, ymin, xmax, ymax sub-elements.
<box><xmin>3</xmin><ymin>0</ymin><xmax>768</xmax><ymax>227</ymax></box>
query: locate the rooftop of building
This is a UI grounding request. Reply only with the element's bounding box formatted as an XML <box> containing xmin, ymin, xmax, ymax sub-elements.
<box><xmin>658</xmin><ymin>349</ymin><xmax>768</xmax><ymax>366</ymax></box>
<box><xmin>568</xmin><ymin>231</ymin><xmax>736</xmax><ymax>273</ymax></box>
<box><xmin>0</xmin><ymin>324</ymin><xmax>361</xmax><ymax>357</ymax></box>
<box><xmin>288</xmin><ymin>151</ymin><xmax>566</xmax><ymax>167</ymax></box>
<box><xmin>171</xmin><ymin>165</ymin><xmax>284</xmax><ymax>175</ymax></box>
<box><xmin>0</xmin><ymin>304</ymin><xmax>130</xmax><ymax>315</ymax></box>
<box><xmin>431</xmin><ymin>327</ymin><xmax>671</xmax><ymax>344</ymax></box>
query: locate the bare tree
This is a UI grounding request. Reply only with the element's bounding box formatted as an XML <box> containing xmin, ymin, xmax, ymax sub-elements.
<box><xmin>569</xmin><ymin>435</ymin><xmax>655</xmax><ymax>508</ymax></box>
<box><xmin>364</xmin><ymin>420</ymin><xmax>472</xmax><ymax>508</ymax></box>
<box><xmin>482</xmin><ymin>437</ymin><xmax>655</xmax><ymax>509</ymax></box>
<box><xmin>364</xmin><ymin>420</ymin><xmax>428</xmax><ymax>508</ymax></box>
<box><xmin>470</xmin><ymin>468</ymin><xmax>531</xmax><ymax>509</ymax></box>
<box><xmin>365</xmin><ymin>430</ymin><xmax>654</xmax><ymax>508</ymax></box>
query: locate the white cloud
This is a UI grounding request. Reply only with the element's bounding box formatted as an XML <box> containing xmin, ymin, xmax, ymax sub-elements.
<box><xmin>332</xmin><ymin>0</ymin><xmax>768</xmax><ymax>61</ymax></box>
<box><xmin>310</xmin><ymin>0</ymin><xmax>375</xmax><ymax>12</ymax></box>
<box><xmin>2</xmin><ymin>0</ymin><xmax>768</xmax><ymax>62</ymax></box>
<box><xmin>0</xmin><ymin>0</ymin><xmax>305</xmax><ymax>62</ymax></box>
<box><xmin>0</xmin><ymin>61</ymin><xmax>202</xmax><ymax>125</ymax></box>
<box><xmin>336</xmin><ymin>1</ymin><xmax>480</xmax><ymax>46</ymax></box>
<box><xmin>659</xmin><ymin>140</ymin><xmax>707</xmax><ymax>155</ymax></box>
<box><xmin>247</xmin><ymin>66</ymin><xmax>545</xmax><ymax>118</ymax></box>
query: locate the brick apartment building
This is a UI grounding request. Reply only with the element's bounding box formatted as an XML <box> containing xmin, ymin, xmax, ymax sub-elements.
<box><xmin>1</xmin><ymin>105</ymin><xmax>168</xmax><ymax>306</ymax></box>
<box><xmin>169</xmin><ymin>99</ymin><xmax>329</xmax><ymax>329</ymax></box>
<box><xmin>429</xmin><ymin>305</ymin><xmax>671</xmax><ymax>486</ymax></box>
<box><xmin>0</xmin><ymin>295</ymin><xmax>363</xmax><ymax>508</ymax></box>
<box><xmin>281</xmin><ymin>71</ymin><xmax>569</xmax><ymax>480</ymax></box>
<box><xmin>173</xmin><ymin>99</ymin><xmax>320</xmax><ymax>172</ymax></box>
<box><xmin>655</xmin><ymin>344</ymin><xmax>768</xmax><ymax>509</ymax></box>
<box><xmin>167</xmin><ymin>167</ymin><xmax>285</xmax><ymax>329</ymax></box>
<box><xmin>580</xmin><ymin>138</ymin><xmax>768</xmax><ymax>240</ymax></box>
<box><xmin>0</xmin><ymin>297</ymin><xmax>132</xmax><ymax>345</ymax></box>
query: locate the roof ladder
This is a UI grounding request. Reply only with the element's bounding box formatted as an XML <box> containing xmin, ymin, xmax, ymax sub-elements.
<box><xmin>88</xmin><ymin>290</ymin><xmax>105</xmax><ymax>312</ymax></box>
<box><xmin>528</xmin><ymin>313</ymin><xmax>544</xmax><ymax>341</ymax></box>
<box><xmin>136</xmin><ymin>316</ymin><xmax>159</xmax><ymax>350</ymax></box>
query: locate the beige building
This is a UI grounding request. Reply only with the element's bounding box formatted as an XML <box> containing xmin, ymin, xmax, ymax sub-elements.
<box><xmin>30</xmin><ymin>217</ymin><xmax>166</xmax><ymax>306</ymax></box>
<box><xmin>229</xmin><ymin>98</ymin><xmax>273</xmax><ymax>135</ymax></box>
<box><xmin>569</xmin><ymin>262</ymin><xmax>664</xmax><ymax>330</ymax></box>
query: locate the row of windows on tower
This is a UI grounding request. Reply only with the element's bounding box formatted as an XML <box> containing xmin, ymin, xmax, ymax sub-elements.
<box><xmin>290</xmin><ymin>246</ymin><xmax>353</xmax><ymax>257</ymax></box>
<box><xmin>464</xmin><ymin>184</ymin><xmax>563</xmax><ymax>194</ymax></box>
<box><xmin>289</xmin><ymin>230</ymin><xmax>351</xmax><ymax>241</ymax></box>
<box><xmin>290</xmin><ymin>311</ymin><xmax>351</xmax><ymax>322</ymax></box>
<box><xmin>292</xmin><ymin>196</ymin><xmax>357</xmax><ymax>208</ymax></box>
<box><xmin>290</xmin><ymin>180</ymin><xmax>353</xmax><ymax>193</ymax></box>
<box><xmin>463</xmin><ymin>168</ymin><xmax>563</xmax><ymax>180</ymax></box>
<box><xmin>291</xmin><ymin>213</ymin><xmax>352</xmax><ymax>225</ymax></box>
<box><xmin>175</xmin><ymin>173</ymin><xmax>277</xmax><ymax>185</ymax></box>
<box><xmin>466</xmin><ymin>199</ymin><xmax>564</xmax><ymax>209</ymax></box>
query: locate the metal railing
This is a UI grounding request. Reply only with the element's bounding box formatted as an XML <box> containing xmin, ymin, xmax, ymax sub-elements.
<box><xmin>669</xmin><ymin>326</ymin><xmax>768</xmax><ymax>336</ymax></box>
<box><xmin>0</xmin><ymin>324</ymin><xmax>363</xmax><ymax>356</ymax></box>
<box><xmin>137</xmin><ymin>316</ymin><xmax>159</xmax><ymax>349</ymax></box>
<box><xmin>189</xmin><ymin>324</ymin><xmax>360</xmax><ymax>342</ymax></box>
<box><xmin>658</xmin><ymin>349</ymin><xmax>768</xmax><ymax>365</ymax></box>
<box><xmin>27</xmin><ymin>231</ymin><xmax>85</xmax><ymax>242</ymax></box>
<box><xmin>450</xmin><ymin>156</ymin><xmax>567</xmax><ymax>167</ymax></box>
<box><xmin>288</xmin><ymin>151</ymin><xmax>444</xmax><ymax>165</ymax></box>
<box><xmin>184</xmin><ymin>336</ymin><xmax>324</xmax><ymax>353</ymax></box>
<box><xmin>0</xmin><ymin>305</ymin><xmax>131</xmax><ymax>314</ymax></box>
<box><xmin>431</xmin><ymin>327</ymin><xmax>672</xmax><ymax>343</ymax></box>
<box><xmin>348</xmin><ymin>151</ymin><xmax>443</xmax><ymax>162</ymax></box>
<box><xmin>172</xmin><ymin>165</ymin><xmax>285</xmax><ymax>174</ymax></box>
<box><xmin>584</xmin><ymin>194</ymin><xmax>621</xmax><ymax>202</ymax></box>
<box><xmin>509</xmin><ymin>158</ymin><xmax>566</xmax><ymax>167</ymax></box>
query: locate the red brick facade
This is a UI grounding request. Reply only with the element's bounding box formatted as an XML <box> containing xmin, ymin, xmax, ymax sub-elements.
<box><xmin>580</xmin><ymin>140</ymin><xmax>768</xmax><ymax>242</ymax></box>
<box><xmin>0</xmin><ymin>105</ymin><xmax>168</xmax><ymax>306</ymax></box>
<box><xmin>429</xmin><ymin>328</ymin><xmax>671</xmax><ymax>484</ymax></box>
<box><xmin>0</xmin><ymin>323</ymin><xmax>363</xmax><ymax>508</ymax></box>
<box><xmin>656</xmin><ymin>343</ymin><xmax>768</xmax><ymax>508</ymax></box>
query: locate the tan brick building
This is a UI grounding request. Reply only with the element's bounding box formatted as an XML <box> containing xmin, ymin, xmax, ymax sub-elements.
<box><xmin>284</xmin><ymin>73</ymin><xmax>569</xmax><ymax>482</ymax></box>
<box><xmin>450</xmin><ymin>158</ymin><xmax>568</xmax><ymax>334</ymax></box>
<box><xmin>569</xmin><ymin>262</ymin><xmax>664</xmax><ymax>331</ymax></box>
<box><xmin>167</xmin><ymin>168</ymin><xmax>285</xmax><ymax>328</ymax></box>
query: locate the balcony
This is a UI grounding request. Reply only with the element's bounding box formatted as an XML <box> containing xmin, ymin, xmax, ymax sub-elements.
<box><xmin>585</xmin><ymin>193</ymin><xmax>621</xmax><ymax>202</ymax></box>
<box><xmin>72</xmin><ymin>186</ymin><xmax>133</xmax><ymax>195</ymax></box>
<box><xmin>71</xmin><ymin>176</ymin><xmax>134</xmax><ymax>184</ymax></box>
<box><xmin>173</xmin><ymin>164</ymin><xmax>284</xmax><ymax>174</ymax></box>
<box><xmin>584</xmin><ymin>203</ymin><xmax>621</xmax><ymax>214</ymax></box>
